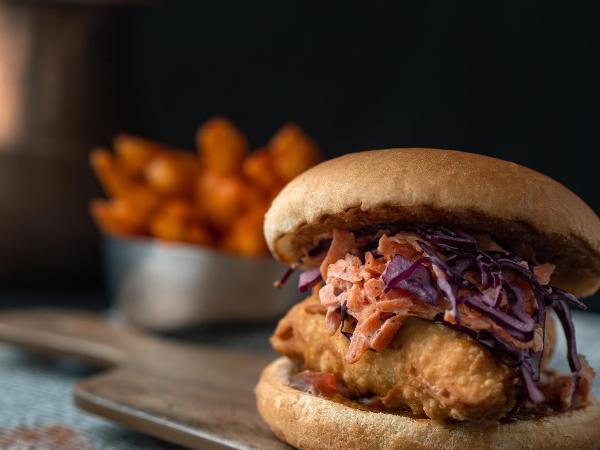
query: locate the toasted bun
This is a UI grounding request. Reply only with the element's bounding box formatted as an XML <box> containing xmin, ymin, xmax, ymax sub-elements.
<box><xmin>256</xmin><ymin>357</ymin><xmax>600</xmax><ymax>450</ymax></box>
<box><xmin>264</xmin><ymin>149</ymin><xmax>600</xmax><ymax>297</ymax></box>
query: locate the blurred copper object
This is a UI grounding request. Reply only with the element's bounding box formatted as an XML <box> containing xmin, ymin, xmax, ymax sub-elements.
<box><xmin>0</xmin><ymin>1</ymin><xmax>132</xmax><ymax>289</ymax></box>
<box><xmin>105</xmin><ymin>236</ymin><xmax>300</xmax><ymax>330</ymax></box>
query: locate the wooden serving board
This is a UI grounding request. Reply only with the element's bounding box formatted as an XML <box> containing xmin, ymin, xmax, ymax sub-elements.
<box><xmin>0</xmin><ymin>309</ymin><xmax>289</xmax><ymax>450</ymax></box>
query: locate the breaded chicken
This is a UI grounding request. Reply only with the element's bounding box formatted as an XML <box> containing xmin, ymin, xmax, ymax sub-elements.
<box><xmin>272</xmin><ymin>297</ymin><xmax>555</xmax><ymax>422</ymax></box>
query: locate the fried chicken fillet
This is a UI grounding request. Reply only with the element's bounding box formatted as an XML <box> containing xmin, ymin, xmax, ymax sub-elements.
<box><xmin>272</xmin><ymin>296</ymin><xmax>556</xmax><ymax>421</ymax></box>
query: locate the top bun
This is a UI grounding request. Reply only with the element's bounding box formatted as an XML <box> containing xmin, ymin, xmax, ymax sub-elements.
<box><xmin>264</xmin><ymin>148</ymin><xmax>600</xmax><ymax>297</ymax></box>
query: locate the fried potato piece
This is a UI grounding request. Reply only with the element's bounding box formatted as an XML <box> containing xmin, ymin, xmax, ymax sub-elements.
<box><xmin>197</xmin><ymin>117</ymin><xmax>248</xmax><ymax>175</ymax></box>
<box><xmin>269</xmin><ymin>123</ymin><xmax>320</xmax><ymax>181</ymax></box>
<box><xmin>90</xmin><ymin>198</ymin><xmax>150</xmax><ymax>236</ymax></box>
<box><xmin>90</xmin><ymin>148</ymin><xmax>162</xmax><ymax>211</ymax></box>
<box><xmin>184</xmin><ymin>224</ymin><xmax>214</xmax><ymax>246</ymax></box>
<box><xmin>271</xmin><ymin>297</ymin><xmax>520</xmax><ymax>422</ymax></box>
<box><xmin>149</xmin><ymin>200</ymin><xmax>212</xmax><ymax>245</ymax></box>
<box><xmin>90</xmin><ymin>148</ymin><xmax>134</xmax><ymax>198</ymax></box>
<box><xmin>113</xmin><ymin>134</ymin><xmax>171</xmax><ymax>178</ymax></box>
<box><xmin>196</xmin><ymin>172</ymin><xmax>246</xmax><ymax>229</ymax></box>
<box><xmin>196</xmin><ymin>171</ymin><xmax>262</xmax><ymax>231</ymax></box>
<box><xmin>91</xmin><ymin>119</ymin><xmax>321</xmax><ymax>255</ymax></box>
<box><xmin>242</xmin><ymin>148</ymin><xmax>285</xmax><ymax>196</ymax></box>
<box><xmin>221</xmin><ymin>203</ymin><xmax>269</xmax><ymax>256</ymax></box>
<box><xmin>144</xmin><ymin>154</ymin><xmax>198</xmax><ymax>198</ymax></box>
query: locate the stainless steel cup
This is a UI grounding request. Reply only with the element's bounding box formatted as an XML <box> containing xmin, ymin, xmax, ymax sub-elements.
<box><xmin>105</xmin><ymin>236</ymin><xmax>301</xmax><ymax>330</ymax></box>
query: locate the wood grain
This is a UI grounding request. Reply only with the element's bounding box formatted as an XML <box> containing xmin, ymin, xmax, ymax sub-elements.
<box><xmin>0</xmin><ymin>309</ymin><xmax>289</xmax><ymax>450</ymax></box>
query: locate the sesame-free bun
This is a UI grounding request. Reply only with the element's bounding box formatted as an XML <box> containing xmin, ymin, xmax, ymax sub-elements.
<box><xmin>264</xmin><ymin>149</ymin><xmax>600</xmax><ymax>297</ymax></box>
<box><xmin>255</xmin><ymin>357</ymin><xmax>600</xmax><ymax>450</ymax></box>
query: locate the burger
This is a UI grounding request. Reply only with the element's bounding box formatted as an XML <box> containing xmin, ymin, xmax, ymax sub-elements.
<box><xmin>255</xmin><ymin>149</ymin><xmax>600</xmax><ymax>449</ymax></box>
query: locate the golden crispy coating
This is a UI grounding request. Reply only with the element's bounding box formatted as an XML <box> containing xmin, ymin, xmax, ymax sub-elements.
<box><xmin>271</xmin><ymin>297</ymin><xmax>521</xmax><ymax>421</ymax></box>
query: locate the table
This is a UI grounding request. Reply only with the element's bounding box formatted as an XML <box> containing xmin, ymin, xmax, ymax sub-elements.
<box><xmin>0</xmin><ymin>313</ymin><xmax>598</xmax><ymax>450</ymax></box>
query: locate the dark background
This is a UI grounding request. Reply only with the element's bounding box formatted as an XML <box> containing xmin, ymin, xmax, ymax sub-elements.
<box><xmin>1</xmin><ymin>1</ymin><xmax>599</xmax><ymax>311</ymax></box>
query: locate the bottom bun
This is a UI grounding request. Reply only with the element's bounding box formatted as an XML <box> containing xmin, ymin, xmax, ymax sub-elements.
<box><xmin>255</xmin><ymin>357</ymin><xmax>600</xmax><ymax>450</ymax></box>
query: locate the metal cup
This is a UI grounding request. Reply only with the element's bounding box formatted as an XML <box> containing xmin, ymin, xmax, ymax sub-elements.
<box><xmin>105</xmin><ymin>236</ymin><xmax>300</xmax><ymax>331</ymax></box>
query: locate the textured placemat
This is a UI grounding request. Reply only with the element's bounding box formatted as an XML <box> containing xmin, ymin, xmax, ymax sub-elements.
<box><xmin>0</xmin><ymin>350</ymin><xmax>184</xmax><ymax>450</ymax></box>
<box><xmin>0</xmin><ymin>312</ymin><xmax>598</xmax><ymax>450</ymax></box>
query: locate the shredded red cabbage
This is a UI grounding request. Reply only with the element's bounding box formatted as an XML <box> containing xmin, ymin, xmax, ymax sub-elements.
<box><xmin>552</xmin><ymin>297</ymin><xmax>581</xmax><ymax>372</ymax></box>
<box><xmin>274</xmin><ymin>265</ymin><xmax>296</xmax><ymax>289</ymax></box>
<box><xmin>419</xmin><ymin>225</ymin><xmax>478</xmax><ymax>252</ymax></box>
<box><xmin>462</xmin><ymin>296</ymin><xmax>534</xmax><ymax>335</ymax></box>
<box><xmin>382</xmin><ymin>256</ymin><xmax>438</xmax><ymax>304</ymax></box>
<box><xmin>276</xmin><ymin>224</ymin><xmax>588</xmax><ymax>405</ymax></box>
<box><xmin>298</xmin><ymin>269</ymin><xmax>322</xmax><ymax>293</ymax></box>
<box><xmin>520</xmin><ymin>361</ymin><xmax>546</xmax><ymax>404</ymax></box>
<box><xmin>417</xmin><ymin>241</ymin><xmax>460</xmax><ymax>320</ymax></box>
<box><xmin>413</xmin><ymin>226</ymin><xmax>586</xmax><ymax>404</ymax></box>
